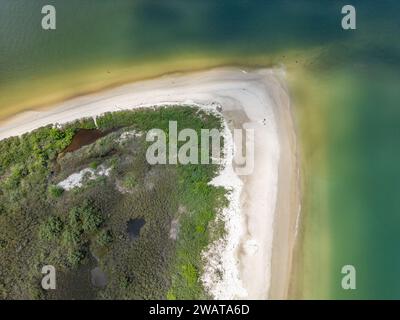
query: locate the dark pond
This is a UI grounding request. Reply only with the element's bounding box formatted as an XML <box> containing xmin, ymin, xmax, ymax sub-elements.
<box><xmin>90</xmin><ymin>267</ymin><xmax>108</xmax><ymax>288</ymax></box>
<box><xmin>127</xmin><ymin>218</ymin><xmax>146</xmax><ymax>241</ymax></box>
<box><xmin>63</xmin><ymin>129</ymin><xmax>106</xmax><ymax>153</ymax></box>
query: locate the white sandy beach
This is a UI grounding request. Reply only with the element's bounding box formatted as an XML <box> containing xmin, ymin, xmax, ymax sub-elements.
<box><xmin>0</xmin><ymin>67</ymin><xmax>299</xmax><ymax>299</ymax></box>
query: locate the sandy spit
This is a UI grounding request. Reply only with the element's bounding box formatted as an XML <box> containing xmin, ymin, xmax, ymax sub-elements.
<box><xmin>0</xmin><ymin>67</ymin><xmax>299</xmax><ymax>299</ymax></box>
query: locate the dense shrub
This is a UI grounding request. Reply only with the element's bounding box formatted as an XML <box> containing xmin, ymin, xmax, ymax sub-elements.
<box><xmin>48</xmin><ymin>185</ymin><xmax>64</xmax><ymax>198</ymax></box>
<box><xmin>39</xmin><ymin>216</ymin><xmax>64</xmax><ymax>241</ymax></box>
<box><xmin>96</xmin><ymin>229</ymin><xmax>113</xmax><ymax>246</ymax></box>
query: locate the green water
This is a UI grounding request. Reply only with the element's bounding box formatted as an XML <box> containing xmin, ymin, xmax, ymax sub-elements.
<box><xmin>327</xmin><ymin>70</ymin><xmax>400</xmax><ymax>299</ymax></box>
<box><xmin>1</xmin><ymin>0</ymin><xmax>400</xmax><ymax>299</ymax></box>
<box><xmin>0</xmin><ymin>0</ymin><xmax>351</xmax><ymax>84</ymax></box>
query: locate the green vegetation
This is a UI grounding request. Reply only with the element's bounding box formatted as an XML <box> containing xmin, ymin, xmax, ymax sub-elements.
<box><xmin>96</xmin><ymin>229</ymin><xmax>113</xmax><ymax>247</ymax></box>
<box><xmin>0</xmin><ymin>106</ymin><xmax>227</xmax><ymax>299</ymax></box>
<box><xmin>39</xmin><ymin>216</ymin><xmax>64</xmax><ymax>241</ymax></box>
<box><xmin>48</xmin><ymin>185</ymin><xmax>64</xmax><ymax>198</ymax></box>
<box><xmin>122</xmin><ymin>172</ymin><xmax>137</xmax><ymax>189</ymax></box>
<box><xmin>89</xmin><ymin>161</ymin><xmax>99</xmax><ymax>170</ymax></box>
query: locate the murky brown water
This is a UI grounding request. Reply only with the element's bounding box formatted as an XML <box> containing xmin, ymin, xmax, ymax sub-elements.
<box><xmin>63</xmin><ymin>129</ymin><xmax>106</xmax><ymax>153</ymax></box>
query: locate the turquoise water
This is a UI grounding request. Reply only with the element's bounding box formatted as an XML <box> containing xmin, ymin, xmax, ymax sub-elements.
<box><xmin>1</xmin><ymin>0</ymin><xmax>400</xmax><ymax>299</ymax></box>
<box><xmin>327</xmin><ymin>70</ymin><xmax>400</xmax><ymax>299</ymax></box>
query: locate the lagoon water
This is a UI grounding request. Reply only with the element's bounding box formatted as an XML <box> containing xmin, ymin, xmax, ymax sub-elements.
<box><xmin>1</xmin><ymin>0</ymin><xmax>400</xmax><ymax>298</ymax></box>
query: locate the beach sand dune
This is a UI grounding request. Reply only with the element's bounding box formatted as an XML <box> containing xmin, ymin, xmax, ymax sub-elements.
<box><xmin>0</xmin><ymin>67</ymin><xmax>299</xmax><ymax>299</ymax></box>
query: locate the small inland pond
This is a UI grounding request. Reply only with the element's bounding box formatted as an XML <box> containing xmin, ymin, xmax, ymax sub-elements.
<box><xmin>127</xmin><ymin>218</ymin><xmax>146</xmax><ymax>241</ymax></box>
<box><xmin>63</xmin><ymin>128</ymin><xmax>107</xmax><ymax>153</ymax></box>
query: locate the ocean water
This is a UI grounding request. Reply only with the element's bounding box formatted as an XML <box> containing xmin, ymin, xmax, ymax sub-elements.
<box><xmin>1</xmin><ymin>0</ymin><xmax>400</xmax><ymax>299</ymax></box>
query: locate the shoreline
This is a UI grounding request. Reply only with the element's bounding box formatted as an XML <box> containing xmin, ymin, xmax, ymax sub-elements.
<box><xmin>0</xmin><ymin>67</ymin><xmax>299</xmax><ymax>299</ymax></box>
<box><xmin>267</xmin><ymin>72</ymin><xmax>301</xmax><ymax>299</ymax></box>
